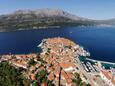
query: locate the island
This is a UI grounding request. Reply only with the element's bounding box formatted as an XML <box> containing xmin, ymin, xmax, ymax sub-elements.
<box><xmin>0</xmin><ymin>8</ymin><xmax>115</xmax><ymax>32</ymax></box>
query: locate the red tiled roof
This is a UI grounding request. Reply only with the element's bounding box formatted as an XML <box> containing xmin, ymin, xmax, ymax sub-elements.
<box><xmin>48</xmin><ymin>67</ymin><xmax>54</xmax><ymax>72</ymax></box>
<box><xmin>67</xmin><ymin>78</ymin><xmax>73</xmax><ymax>84</ymax></box>
<box><xmin>31</xmin><ymin>73</ymin><xmax>36</xmax><ymax>80</ymax></box>
<box><xmin>48</xmin><ymin>73</ymin><xmax>55</xmax><ymax>81</ymax></box>
<box><xmin>41</xmin><ymin>82</ymin><xmax>47</xmax><ymax>86</ymax></box>
<box><xmin>101</xmin><ymin>70</ymin><xmax>112</xmax><ymax>80</ymax></box>
<box><xmin>60</xmin><ymin>62</ymin><xmax>75</xmax><ymax>68</ymax></box>
<box><xmin>60</xmin><ymin>69</ymin><xmax>73</xmax><ymax>84</ymax></box>
<box><xmin>112</xmin><ymin>79</ymin><xmax>115</xmax><ymax>85</ymax></box>
<box><xmin>61</xmin><ymin>70</ymin><xmax>73</xmax><ymax>80</ymax></box>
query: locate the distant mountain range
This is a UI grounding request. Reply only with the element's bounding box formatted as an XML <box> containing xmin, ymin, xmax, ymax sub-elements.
<box><xmin>0</xmin><ymin>8</ymin><xmax>114</xmax><ymax>32</ymax></box>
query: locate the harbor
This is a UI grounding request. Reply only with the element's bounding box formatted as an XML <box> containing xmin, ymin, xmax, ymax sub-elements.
<box><xmin>79</xmin><ymin>56</ymin><xmax>115</xmax><ymax>70</ymax></box>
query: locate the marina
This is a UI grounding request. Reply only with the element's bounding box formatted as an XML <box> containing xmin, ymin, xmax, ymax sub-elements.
<box><xmin>79</xmin><ymin>56</ymin><xmax>115</xmax><ymax>72</ymax></box>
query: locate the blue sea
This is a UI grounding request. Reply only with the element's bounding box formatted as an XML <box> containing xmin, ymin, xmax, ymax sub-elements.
<box><xmin>0</xmin><ymin>26</ymin><xmax>115</xmax><ymax>62</ymax></box>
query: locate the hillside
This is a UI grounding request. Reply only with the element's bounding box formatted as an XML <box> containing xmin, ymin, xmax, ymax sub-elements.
<box><xmin>0</xmin><ymin>8</ymin><xmax>94</xmax><ymax>32</ymax></box>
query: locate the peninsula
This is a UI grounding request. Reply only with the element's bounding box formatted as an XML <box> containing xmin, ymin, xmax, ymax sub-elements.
<box><xmin>0</xmin><ymin>37</ymin><xmax>90</xmax><ymax>86</ymax></box>
<box><xmin>0</xmin><ymin>37</ymin><xmax>114</xmax><ymax>86</ymax></box>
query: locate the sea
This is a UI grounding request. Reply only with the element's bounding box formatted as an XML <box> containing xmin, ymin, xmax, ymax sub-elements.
<box><xmin>0</xmin><ymin>26</ymin><xmax>115</xmax><ymax>62</ymax></box>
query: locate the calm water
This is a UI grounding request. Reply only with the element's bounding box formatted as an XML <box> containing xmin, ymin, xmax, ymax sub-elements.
<box><xmin>0</xmin><ymin>26</ymin><xmax>115</xmax><ymax>62</ymax></box>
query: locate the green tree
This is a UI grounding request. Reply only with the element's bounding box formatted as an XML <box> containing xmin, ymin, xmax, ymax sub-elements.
<box><xmin>28</xmin><ymin>58</ymin><xmax>36</xmax><ymax>66</ymax></box>
<box><xmin>0</xmin><ymin>62</ymin><xmax>28</xmax><ymax>86</ymax></box>
<box><xmin>35</xmin><ymin>70</ymin><xmax>54</xmax><ymax>86</ymax></box>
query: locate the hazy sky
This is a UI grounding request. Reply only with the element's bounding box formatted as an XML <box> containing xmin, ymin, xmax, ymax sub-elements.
<box><xmin>0</xmin><ymin>0</ymin><xmax>115</xmax><ymax>19</ymax></box>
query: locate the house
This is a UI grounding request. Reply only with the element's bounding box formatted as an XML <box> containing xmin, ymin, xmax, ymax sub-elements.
<box><xmin>100</xmin><ymin>70</ymin><xmax>115</xmax><ymax>86</ymax></box>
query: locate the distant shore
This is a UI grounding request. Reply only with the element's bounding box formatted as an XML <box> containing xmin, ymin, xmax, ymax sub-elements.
<box><xmin>0</xmin><ymin>26</ymin><xmax>61</xmax><ymax>32</ymax></box>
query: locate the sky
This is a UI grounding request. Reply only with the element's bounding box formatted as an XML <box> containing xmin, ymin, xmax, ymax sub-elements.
<box><xmin>0</xmin><ymin>0</ymin><xmax>115</xmax><ymax>20</ymax></box>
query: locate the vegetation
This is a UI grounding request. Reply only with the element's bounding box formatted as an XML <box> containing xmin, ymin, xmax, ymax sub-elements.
<box><xmin>0</xmin><ymin>10</ymin><xmax>95</xmax><ymax>32</ymax></box>
<box><xmin>0</xmin><ymin>62</ymin><xmax>28</xmax><ymax>86</ymax></box>
<box><xmin>34</xmin><ymin>70</ymin><xmax>54</xmax><ymax>86</ymax></box>
<box><xmin>28</xmin><ymin>58</ymin><xmax>37</xmax><ymax>66</ymax></box>
<box><xmin>73</xmin><ymin>72</ymin><xmax>91</xmax><ymax>86</ymax></box>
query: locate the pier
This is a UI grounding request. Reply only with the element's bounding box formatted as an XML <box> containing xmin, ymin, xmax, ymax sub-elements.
<box><xmin>86</xmin><ymin>58</ymin><xmax>115</xmax><ymax>65</ymax></box>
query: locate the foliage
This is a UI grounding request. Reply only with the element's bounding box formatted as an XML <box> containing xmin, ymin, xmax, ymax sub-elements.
<box><xmin>35</xmin><ymin>70</ymin><xmax>54</xmax><ymax>86</ymax></box>
<box><xmin>31</xmin><ymin>81</ymin><xmax>37</xmax><ymax>86</ymax></box>
<box><xmin>0</xmin><ymin>13</ymin><xmax>95</xmax><ymax>31</ymax></box>
<box><xmin>73</xmin><ymin>72</ymin><xmax>91</xmax><ymax>86</ymax></box>
<box><xmin>0</xmin><ymin>62</ymin><xmax>28</xmax><ymax>86</ymax></box>
<box><xmin>28</xmin><ymin>58</ymin><xmax>36</xmax><ymax>66</ymax></box>
<box><xmin>36</xmin><ymin>70</ymin><xmax>48</xmax><ymax>84</ymax></box>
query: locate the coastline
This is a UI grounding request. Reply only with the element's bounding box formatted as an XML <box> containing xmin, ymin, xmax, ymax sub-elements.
<box><xmin>0</xmin><ymin>37</ymin><xmax>115</xmax><ymax>86</ymax></box>
<box><xmin>79</xmin><ymin>56</ymin><xmax>115</xmax><ymax>71</ymax></box>
<box><xmin>0</xmin><ymin>25</ymin><xmax>114</xmax><ymax>33</ymax></box>
<box><xmin>0</xmin><ymin>26</ymin><xmax>61</xmax><ymax>33</ymax></box>
<box><xmin>0</xmin><ymin>27</ymin><xmax>115</xmax><ymax>63</ymax></box>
